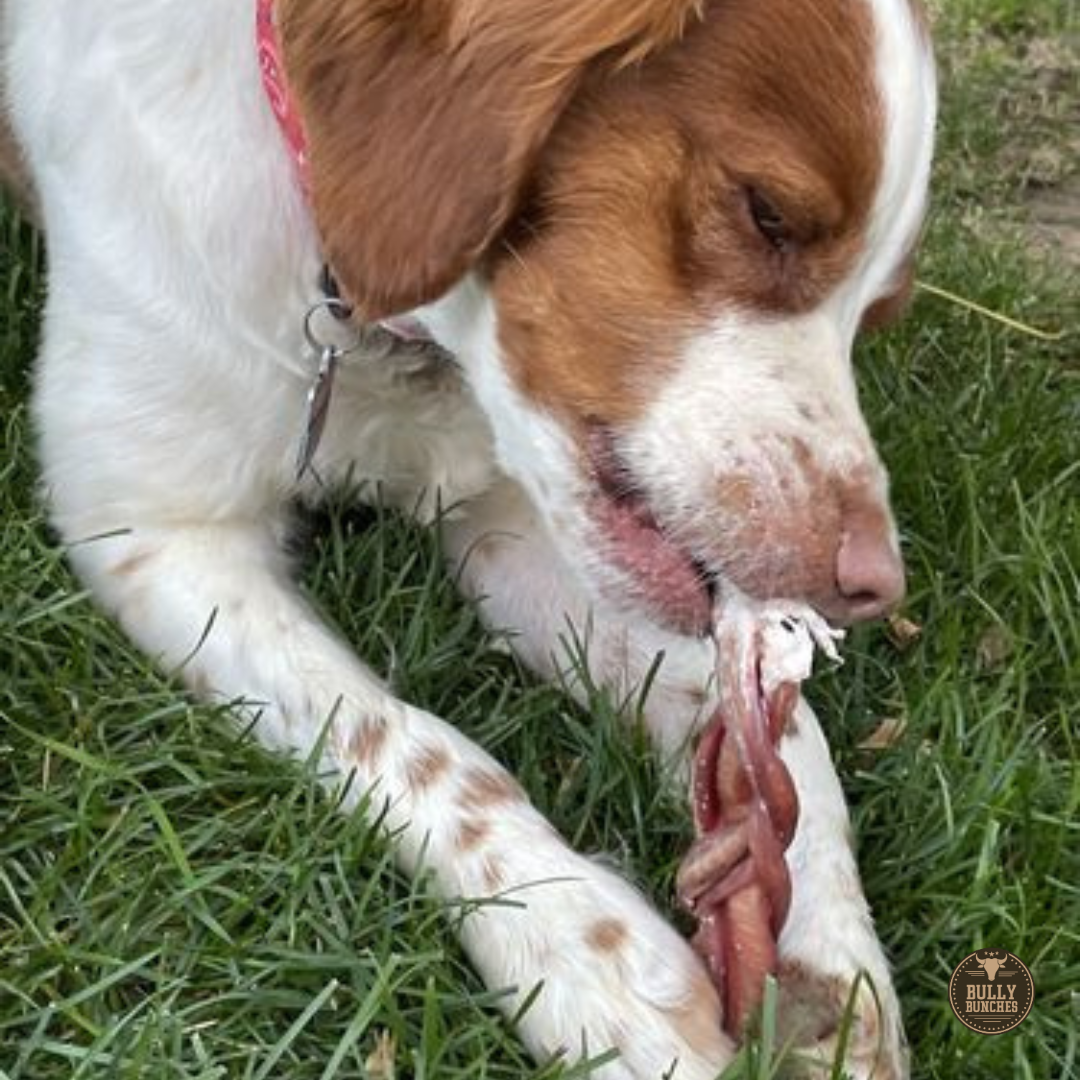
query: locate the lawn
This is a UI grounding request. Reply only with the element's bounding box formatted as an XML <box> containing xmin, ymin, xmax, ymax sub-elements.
<box><xmin>1</xmin><ymin>2</ymin><xmax>1077</xmax><ymax>1078</ymax></box>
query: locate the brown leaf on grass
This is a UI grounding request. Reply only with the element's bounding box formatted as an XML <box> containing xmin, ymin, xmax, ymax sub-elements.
<box><xmin>858</xmin><ymin>717</ymin><xmax>908</xmax><ymax>752</ymax></box>
<box><xmin>886</xmin><ymin>614</ymin><xmax>923</xmax><ymax>651</ymax></box>
<box><xmin>365</xmin><ymin>1030</ymin><xmax>396</xmax><ymax>1080</ymax></box>
<box><xmin>976</xmin><ymin>625</ymin><xmax>1014</xmax><ymax>672</ymax></box>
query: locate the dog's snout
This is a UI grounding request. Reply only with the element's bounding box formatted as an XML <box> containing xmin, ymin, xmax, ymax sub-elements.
<box><xmin>699</xmin><ymin>449</ymin><xmax>905</xmax><ymax>625</ymax></box>
<box><xmin>831</xmin><ymin>509</ymin><xmax>905</xmax><ymax>623</ymax></box>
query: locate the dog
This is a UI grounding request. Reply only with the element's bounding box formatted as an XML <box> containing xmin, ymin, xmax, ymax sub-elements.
<box><xmin>2</xmin><ymin>0</ymin><xmax>936</xmax><ymax>1075</ymax></box>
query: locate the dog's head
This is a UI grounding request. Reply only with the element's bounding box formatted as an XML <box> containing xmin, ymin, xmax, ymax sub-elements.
<box><xmin>281</xmin><ymin>0</ymin><xmax>936</xmax><ymax>635</ymax></box>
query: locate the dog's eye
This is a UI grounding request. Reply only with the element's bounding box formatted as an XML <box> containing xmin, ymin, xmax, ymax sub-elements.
<box><xmin>747</xmin><ymin>189</ymin><xmax>792</xmax><ymax>251</ymax></box>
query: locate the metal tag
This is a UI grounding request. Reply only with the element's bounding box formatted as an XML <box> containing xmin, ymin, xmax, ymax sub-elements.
<box><xmin>294</xmin><ymin>293</ymin><xmax>363</xmax><ymax>482</ymax></box>
<box><xmin>295</xmin><ymin>344</ymin><xmax>339</xmax><ymax>480</ymax></box>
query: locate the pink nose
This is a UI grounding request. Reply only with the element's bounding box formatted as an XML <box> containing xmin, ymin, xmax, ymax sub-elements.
<box><xmin>832</xmin><ymin>516</ymin><xmax>906</xmax><ymax>623</ymax></box>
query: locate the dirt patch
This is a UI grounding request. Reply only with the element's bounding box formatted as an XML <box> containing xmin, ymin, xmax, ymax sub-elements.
<box><xmin>1028</xmin><ymin>178</ymin><xmax>1080</xmax><ymax>267</ymax></box>
<box><xmin>1018</xmin><ymin>34</ymin><xmax>1079</xmax><ymax>266</ymax></box>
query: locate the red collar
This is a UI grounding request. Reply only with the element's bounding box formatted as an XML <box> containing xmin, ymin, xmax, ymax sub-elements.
<box><xmin>256</xmin><ymin>0</ymin><xmax>311</xmax><ymax>193</ymax></box>
<box><xmin>256</xmin><ymin>0</ymin><xmax>431</xmax><ymax>343</ymax></box>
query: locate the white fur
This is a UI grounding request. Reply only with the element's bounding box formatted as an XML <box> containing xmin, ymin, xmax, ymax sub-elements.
<box><xmin>623</xmin><ymin>311</ymin><xmax>895</xmax><ymax>582</ymax></box>
<box><xmin>4</xmin><ymin>0</ymin><xmax>933</xmax><ymax>1075</ymax></box>
<box><xmin>854</xmin><ymin>0</ymin><xmax>939</xmax><ymax>335</ymax></box>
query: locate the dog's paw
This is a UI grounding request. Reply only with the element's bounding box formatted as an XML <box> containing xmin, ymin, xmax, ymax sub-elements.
<box><xmin>775</xmin><ymin>959</ymin><xmax>907</xmax><ymax>1080</ymax></box>
<box><xmin>458</xmin><ymin>842</ymin><xmax>733</xmax><ymax>1079</ymax></box>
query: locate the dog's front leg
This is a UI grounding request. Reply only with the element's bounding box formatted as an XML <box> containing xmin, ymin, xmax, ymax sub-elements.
<box><xmin>773</xmin><ymin>700</ymin><xmax>907</xmax><ymax>1080</ymax></box>
<box><xmin>59</xmin><ymin>516</ymin><xmax>729</xmax><ymax>1079</ymax></box>
<box><xmin>444</xmin><ymin>478</ymin><xmax>719</xmax><ymax>763</ymax></box>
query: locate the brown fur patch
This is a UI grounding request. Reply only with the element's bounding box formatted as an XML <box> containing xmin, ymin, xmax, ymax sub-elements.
<box><xmin>776</xmin><ymin>958</ymin><xmax>876</xmax><ymax>1046</ymax></box>
<box><xmin>406</xmin><ymin>745</ymin><xmax>452</xmax><ymax>791</ymax></box>
<box><xmin>492</xmin><ymin>0</ymin><xmax>883</xmax><ymax>425</ymax></box>
<box><xmin>456</xmin><ymin>817</ymin><xmax>492</xmax><ymax>852</ymax></box>
<box><xmin>348</xmin><ymin>721</ymin><xmax>389</xmax><ymax>770</ymax></box>
<box><xmin>586</xmin><ymin>917</ymin><xmax>629</xmax><ymax>954</ymax></box>
<box><xmin>279</xmin><ymin>0</ymin><xmax>703</xmax><ymax>319</ymax></box>
<box><xmin>776</xmin><ymin>959</ymin><xmax>893</xmax><ymax>1072</ymax></box>
<box><xmin>459</xmin><ymin>766</ymin><xmax>525</xmax><ymax>809</ymax></box>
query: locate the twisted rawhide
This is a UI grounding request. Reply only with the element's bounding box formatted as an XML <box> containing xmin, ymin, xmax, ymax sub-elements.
<box><xmin>677</xmin><ymin>601</ymin><xmax>841</xmax><ymax>1035</ymax></box>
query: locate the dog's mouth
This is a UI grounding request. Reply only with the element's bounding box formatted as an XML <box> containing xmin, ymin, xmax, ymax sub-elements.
<box><xmin>585</xmin><ymin>427</ymin><xmax>715</xmax><ymax>636</ymax></box>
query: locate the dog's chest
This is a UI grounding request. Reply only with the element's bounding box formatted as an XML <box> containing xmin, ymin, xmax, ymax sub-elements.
<box><xmin>309</xmin><ymin>338</ymin><xmax>498</xmax><ymax>521</ymax></box>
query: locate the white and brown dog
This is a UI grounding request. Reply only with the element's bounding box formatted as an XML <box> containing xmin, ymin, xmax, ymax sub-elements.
<box><xmin>2</xmin><ymin>0</ymin><xmax>935</xmax><ymax>1076</ymax></box>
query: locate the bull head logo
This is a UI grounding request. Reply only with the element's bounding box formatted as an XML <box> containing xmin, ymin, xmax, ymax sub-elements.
<box><xmin>975</xmin><ymin>950</ymin><xmax>1006</xmax><ymax>981</ymax></box>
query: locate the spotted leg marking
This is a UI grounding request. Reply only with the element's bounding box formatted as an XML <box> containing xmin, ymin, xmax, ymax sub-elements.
<box><xmin>52</xmin><ymin>511</ymin><xmax>728</xmax><ymax>1080</ymax></box>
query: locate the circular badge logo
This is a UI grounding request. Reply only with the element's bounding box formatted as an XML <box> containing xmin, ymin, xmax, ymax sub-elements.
<box><xmin>948</xmin><ymin>948</ymin><xmax>1034</xmax><ymax>1034</ymax></box>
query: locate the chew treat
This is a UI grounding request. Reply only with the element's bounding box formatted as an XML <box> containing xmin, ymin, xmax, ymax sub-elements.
<box><xmin>677</xmin><ymin>598</ymin><xmax>842</xmax><ymax>1036</ymax></box>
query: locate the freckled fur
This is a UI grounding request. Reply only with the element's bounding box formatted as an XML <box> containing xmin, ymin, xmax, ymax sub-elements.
<box><xmin>456</xmin><ymin>817</ymin><xmax>492</xmax><ymax>851</ymax></box>
<box><xmin>587</xmin><ymin>918</ymin><xmax>630</xmax><ymax>953</ymax></box>
<box><xmin>459</xmin><ymin>765</ymin><xmax>524</xmax><ymax>809</ymax></box>
<box><xmin>406</xmin><ymin>744</ymin><xmax>452</xmax><ymax>791</ymax></box>
<box><xmin>349</xmin><ymin>721</ymin><xmax>390</xmax><ymax>771</ymax></box>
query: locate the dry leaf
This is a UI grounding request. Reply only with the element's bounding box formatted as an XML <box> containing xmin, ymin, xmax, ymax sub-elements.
<box><xmin>365</xmin><ymin>1030</ymin><xmax>396</xmax><ymax>1080</ymax></box>
<box><xmin>976</xmin><ymin>625</ymin><xmax>1014</xmax><ymax>672</ymax></box>
<box><xmin>858</xmin><ymin>717</ymin><xmax>908</xmax><ymax>751</ymax></box>
<box><xmin>886</xmin><ymin>614</ymin><xmax>923</xmax><ymax>650</ymax></box>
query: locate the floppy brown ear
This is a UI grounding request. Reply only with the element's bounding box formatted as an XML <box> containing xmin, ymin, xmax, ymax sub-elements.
<box><xmin>278</xmin><ymin>0</ymin><xmax>702</xmax><ymax>319</ymax></box>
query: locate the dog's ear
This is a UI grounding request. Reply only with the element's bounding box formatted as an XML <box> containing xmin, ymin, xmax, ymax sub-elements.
<box><xmin>279</xmin><ymin>0</ymin><xmax>702</xmax><ymax>319</ymax></box>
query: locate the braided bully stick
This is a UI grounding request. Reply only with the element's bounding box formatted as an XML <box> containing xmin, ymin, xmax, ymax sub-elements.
<box><xmin>677</xmin><ymin>600</ymin><xmax>841</xmax><ymax>1035</ymax></box>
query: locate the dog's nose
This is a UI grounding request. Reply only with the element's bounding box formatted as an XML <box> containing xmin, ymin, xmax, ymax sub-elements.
<box><xmin>832</xmin><ymin>513</ymin><xmax>906</xmax><ymax>622</ymax></box>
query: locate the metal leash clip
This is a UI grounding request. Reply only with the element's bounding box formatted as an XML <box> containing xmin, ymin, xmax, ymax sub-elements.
<box><xmin>295</xmin><ymin>295</ymin><xmax>363</xmax><ymax>481</ymax></box>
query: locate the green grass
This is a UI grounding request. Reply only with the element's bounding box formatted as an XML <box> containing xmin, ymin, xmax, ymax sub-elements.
<box><xmin>2</xmin><ymin>2</ymin><xmax>1078</xmax><ymax>1078</ymax></box>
